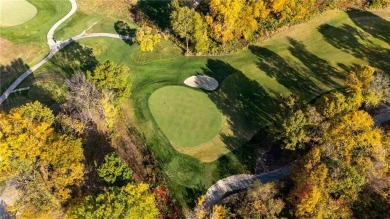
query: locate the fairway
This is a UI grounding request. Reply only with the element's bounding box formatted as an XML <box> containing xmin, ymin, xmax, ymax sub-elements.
<box><xmin>0</xmin><ymin>0</ymin><xmax>37</xmax><ymax>26</ymax></box>
<box><xmin>149</xmin><ymin>86</ymin><xmax>223</xmax><ymax>148</ymax></box>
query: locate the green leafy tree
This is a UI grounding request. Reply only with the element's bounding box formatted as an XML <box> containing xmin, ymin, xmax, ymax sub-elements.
<box><xmin>192</xmin><ymin>11</ymin><xmax>210</xmax><ymax>53</ymax></box>
<box><xmin>170</xmin><ymin>3</ymin><xmax>195</xmax><ymax>54</ymax></box>
<box><xmin>135</xmin><ymin>24</ymin><xmax>161</xmax><ymax>52</ymax></box>
<box><xmin>271</xmin><ymin>95</ymin><xmax>307</xmax><ymax>150</ymax></box>
<box><xmin>97</xmin><ymin>152</ymin><xmax>132</xmax><ymax>186</ymax></box>
<box><xmin>87</xmin><ymin>60</ymin><xmax>130</xmax><ymax>99</ymax></box>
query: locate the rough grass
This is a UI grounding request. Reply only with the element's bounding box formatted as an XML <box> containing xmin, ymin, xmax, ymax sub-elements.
<box><xmin>149</xmin><ymin>86</ymin><xmax>223</xmax><ymax>148</ymax></box>
<box><xmin>55</xmin><ymin>0</ymin><xmax>135</xmax><ymax>40</ymax></box>
<box><xmin>0</xmin><ymin>0</ymin><xmax>37</xmax><ymax>27</ymax></box>
<box><xmin>2</xmin><ymin>7</ymin><xmax>389</xmax><ymax>211</ymax></box>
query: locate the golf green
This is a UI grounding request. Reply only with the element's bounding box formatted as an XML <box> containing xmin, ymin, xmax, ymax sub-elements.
<box><xmin>0</xmin><ymin>0</ymin><xmax>37</xmax><ymax>26</ymax></box>
<box><xmin>149</xmin><ymin>86</ymin><xmax>223</xmax><ymax>148</ymax></box>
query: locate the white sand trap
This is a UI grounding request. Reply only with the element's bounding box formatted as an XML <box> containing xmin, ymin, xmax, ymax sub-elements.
<box><xmin>184</xmin><ymin>75</ymin><xmax>219</xmax><ymax>91</ymax></box>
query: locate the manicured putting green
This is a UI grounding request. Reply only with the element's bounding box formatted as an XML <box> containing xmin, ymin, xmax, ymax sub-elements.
<box><xmin>0</xmin><ymin>0</ymin><xmax>37</xmax><ymax>26</ymax></box>
<box><xmin>149</xmin><ymin>86</ymin><xmax>223</xmax><ymax>148</ymax></box>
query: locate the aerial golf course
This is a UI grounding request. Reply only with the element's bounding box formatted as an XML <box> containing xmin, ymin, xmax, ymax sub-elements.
<box><xmin>1</xmin><ymin>0</ymin><xmax>389</xmax><ymax>208</ymax></box>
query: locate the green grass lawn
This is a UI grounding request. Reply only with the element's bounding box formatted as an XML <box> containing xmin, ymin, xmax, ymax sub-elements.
<box><xmin>1</xmin><ymin>7</ymin><xmax>389</xmax><ymax>211</ymax></box>
<box><xmin>0</xmin><ymin>0</ymin><xmax>37</xmax><ymax>26</ymax></box>
<box><xmin>149</xmin><ymin>86</ymin><xmax>223</xmax><ymax>148</ymax></box>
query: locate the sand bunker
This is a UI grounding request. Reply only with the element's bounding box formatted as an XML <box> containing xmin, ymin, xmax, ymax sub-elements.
<box><xmin>184</xmin><ymin>75</ymin><xmax>219</xmax><ymax>91</ymax></box>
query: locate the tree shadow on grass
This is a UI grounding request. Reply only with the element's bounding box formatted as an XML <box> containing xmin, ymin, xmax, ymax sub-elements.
<box><xmin>287</xmin><ymin>37</ymin><xmax>344</xmax><ymax>88</ymax></box>
<box><xmin>114</xmin><ymin>20</ymin><xmax>135</xmax><ymax>46</ymax></box>
<box><xmin>318</xmin><ymin>24</ymin><xmax>390</xmax><ymax>73</ymax></box>
<box><xmin>200</xmin><ymin>59</ymin><xmax>277</xmax><ymax>177</ymax></box>
<box><xmin>346</xmin><ymin>9</ymin><xmax>390</xmax><ymax>45</ymax></box>
<box><xmin>0</xmin><ymin>58</ymin><xmax>29</xmax><ymax>92</ymax></box>
<box><xmin>203</xmin><ymin>59</ymin><xmax>276</xmax><ymax>136</ymax></box>
<box><xmin>249</xmin><ymin>46</ymin><xmax>322</xmax><ymax>99</ymax></box>
<box><xmin>137</xmin><ymin>0</ymin><xmax>171</xmax><ymax>29</ymax></box>
<box><xmin>50</xmin><ymin>42</ymin><xmax>99</xmax><ymax>75</ymax></box>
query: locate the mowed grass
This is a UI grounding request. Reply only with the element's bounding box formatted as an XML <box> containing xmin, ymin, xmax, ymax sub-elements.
<box><xmin>149</xmin><ymin>86</ymin><xmax>223</xmax><ymax>148</ymax></box>
<box><xmin>0</xmin><ymin>0</ymin><xmax>70</xmax><ymax>65</ymax></box>
<box><xmin>2</xmin><ymin>7</ymin><xmax>389</xmax><ymax>211</ymax></box>
<box><xmin>0</xmin><ymin>0</ymin><xmax>37</xmax><ymax>26</ymax></box>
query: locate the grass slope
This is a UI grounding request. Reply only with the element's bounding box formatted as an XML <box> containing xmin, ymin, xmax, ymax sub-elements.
<box><xmin>149</xmin><ymin>86</ymin><xmax>223</xmax><ymax>148</ymax></box>
<box><xmin>0</xmin><ymin>0</ymin><xmax>37</xmax><ymax>26</ymax></box>
<box><xmin>2</xmin><ymin>7</ymin><xmax>389</xmax><ymax>211</ymax></box>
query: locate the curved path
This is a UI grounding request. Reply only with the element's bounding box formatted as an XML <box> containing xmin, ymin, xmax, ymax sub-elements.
<box><xmin>201</xmin><ymin>165</ymin><xmax>291</xmax><ymax>208</ymax></box>
<box><xmin>0</xmin><ymin>0</ymin><xmax>132</xmax><ymax>105</ymax></box>
<box><xmin>47</xmin><ymin>0</ymin><xmax>77</xmax><ymax>50</ymax></box>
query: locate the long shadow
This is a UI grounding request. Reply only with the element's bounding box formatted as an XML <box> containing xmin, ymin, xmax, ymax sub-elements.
<box><xmin>200</xmin><ymin>59</ymin><xmax>277</xmax><ymax>176</ymax></box>
<box><xmin>50</xmin><ymin>42</ymin><xmax>98</xmax><ymax>75</ymax></box>
<box><xmin>346</xmin><ymin>9</ymin><xmax>390</xmax><ymax>45</ymax></box>
<box><xmin>287</xmin><ymin>37</ymin><xmax>344</xmax><ymax>88</ymax></box>
<box><xmin>318</xmin><ymin>24</ymin><xmax>390</xmax><ymax>73</ymax></box>
<box><xmin>114</xmin><ymin>20</ymin><xmax>135</xmax><ymax>46</ymax></box>
<box><xmin>202</xmin><ymin>59</ymin><xmax>276</xmax><ymax>136</ymax></box>
<box><xmin>0</xmin><ymin>58</ymin><xmax>29</xmax><ymax>92</ymax></box>
<box><xmin>249</xmin><ymin>46</ymin><xmax>322</xmax><ymax>99</ymax></box>
<box><xmin>137</xmin><ymin>0</ymin><xmax>171</xmax><ymax>29</ymax></box>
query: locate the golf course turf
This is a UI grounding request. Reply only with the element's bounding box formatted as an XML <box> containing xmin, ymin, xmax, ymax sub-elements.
<box><xmin>149</xmin><ymin>86</ymin><xmax>223</xmax><ymax>148</ymax></box>
<box><xmin>0</xmin><ymin>0</ymin><xmax>37</xmax><ymax>27</ymax></box>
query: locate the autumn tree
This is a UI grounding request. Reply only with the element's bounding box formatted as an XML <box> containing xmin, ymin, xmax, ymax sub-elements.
<box><xmin>345</xmin><ymin>66</ymin><xmax>378</xmax><ymax>108</ymax></box>
<box><xmin>64</xmin><ymin>72</ymin><xmax>101</xmax><ymax>123</ymax></box>
<box><xmin>205</xmin><ymin>0</ymin><xmax>244</xmax><ymax>45</ymax></box>
<box><xmin>237</xmin><ymin>181</ymin><xmax>285</xmax><ymax>218</ymax></box>
<box><xmin>66</xmin><ymin>183</ymin><xmax>159</xmax><ymax>219</ymax></box>
<box><xmin>135</xmin><ymin>24</ymin><xmax>161</xmax><ymax>52</ymax></box>
<box><xmin>289</xmin><ymin>110</ymin><xmax>388</xmax><ymax>218</ymax></box>
<box><xmin>368</xmin><ymin>72</ymin><xmax>390</xmax><ymax>104</ymax></box>
<box><xmin>315</xmin><ymin>92</ymin><xmax>348</xmax><ymax>118</ymax></box>
<box><xmin>0</xmin><ymin>102</ymin><xmax>85</xmax><ymax>216</ymax></box>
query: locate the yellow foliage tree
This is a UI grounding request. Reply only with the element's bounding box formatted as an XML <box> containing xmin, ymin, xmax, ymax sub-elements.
<box><xmin>0</xmin><ymin>102</ymin><xmax>85</xmax><ymax>215</ymax></box>
<box><xmin>205</xmin><ymin>0</ymin><xmax>244</xmax><ymax>45</ymax></box>
<box><xmin>135</xmin><ymin>24</ymin><xmax>161</xmax><ymax>51</ymax></box>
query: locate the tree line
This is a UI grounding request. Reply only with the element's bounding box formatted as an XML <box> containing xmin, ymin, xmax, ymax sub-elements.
<box><xmin>167</xmin><ymin>0</ymin><xmax>389</xmax><ymax>54</ymax></box>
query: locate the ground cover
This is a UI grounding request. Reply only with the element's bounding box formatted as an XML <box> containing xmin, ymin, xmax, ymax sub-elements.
<box><xmin>0</xmin><ymin>0</ymin><xmax>37</xmax><ymax>27</ymax></box>
<box><xmin>1</xmin><ymin>6</ymin><xmax>389</xmax><ymax>210</ymax></box>
<box><xmin>149</xmin><ymin>86</ymin><xmax>223</xmax><ymax>148</ymax></box>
